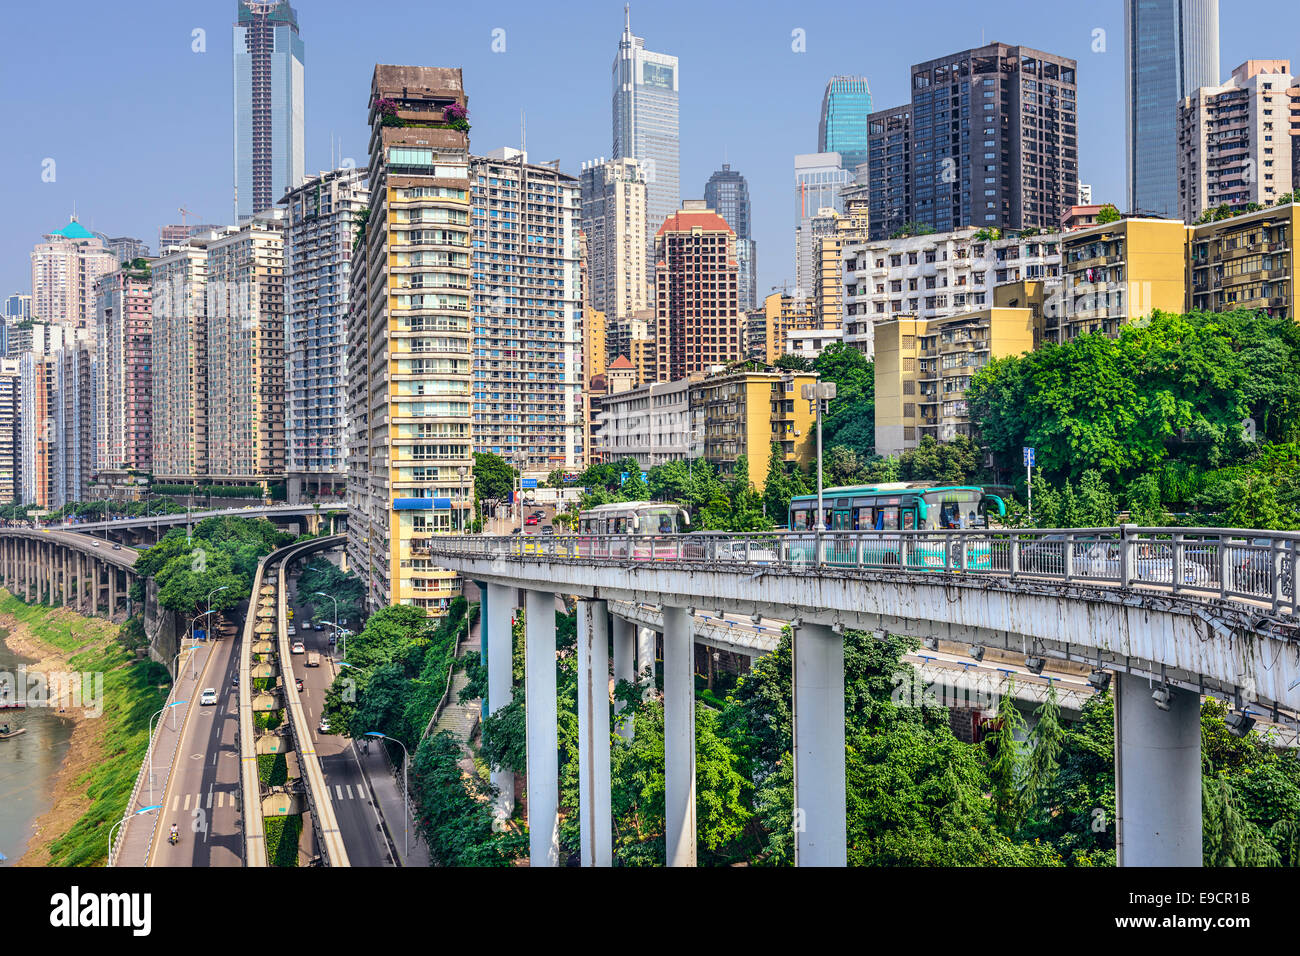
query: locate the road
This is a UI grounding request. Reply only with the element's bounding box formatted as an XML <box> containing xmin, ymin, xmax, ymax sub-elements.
<box><xmin>148</xmin><ymin>611</ymin><xmax>244</xmax><ymax>867</ymax></box>
<box><xmin>284</xmin><ymin>563</ymin><xmax>394</xmax><ymax>867</ymax></box>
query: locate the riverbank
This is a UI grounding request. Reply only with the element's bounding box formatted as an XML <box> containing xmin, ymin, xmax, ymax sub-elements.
<box><xmin>0</xmin><ymin>591</ymin><xmax>168</xmax><ymax>866</ymax></box>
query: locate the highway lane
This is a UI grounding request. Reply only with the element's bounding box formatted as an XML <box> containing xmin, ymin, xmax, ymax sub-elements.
<box><xmin>149</xmin><ymin>613</ymin><xmax>244</xmax><ymax>867</ymax></box>
<box><xmin>284</xmin><ymin>560</ymin><xmax>394</xmax><ymax>867</ymax></box>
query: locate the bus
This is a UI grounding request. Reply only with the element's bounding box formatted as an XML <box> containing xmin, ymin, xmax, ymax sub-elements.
<box><xmin>573</xmin><ymin>501</ymin><xmax>691</xmax><ymax>559</ymax></box>
<box><xmin>787</xmin><ymin>483</ymin><xmax>1009</xmax><ymax>569</ymax></box>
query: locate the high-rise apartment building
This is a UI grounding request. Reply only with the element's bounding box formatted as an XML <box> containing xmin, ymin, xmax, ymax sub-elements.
<box><xmin>233</xmin><ymin>0</ymin><xmax>305</xmax><ymax>220</ymax></box>
<box><xmin>159</xmin><ymin>223</ymin><xmax>224</xmax><ymax>253</ymax></box>
<box><xmin>53</xmin><ymin>344</ymin><xmax>95</xmax><ymax>507</ymax></box>
<box><xmin>282</xmin><ymin>167</ymin><xmax>366</xmax><ymax>500</ymax></box>
<box><xmin>204</xmin><ymin>213</ymin><xmax>286</xmax><ymax>488</ymax></box>
<box><xmin>819</xmin><ymin>76</ymin><xmax>874</xmax><ymax>175</ymax></box>
<box><xmin>0</xmin><ymin>359</ymin><xmax>18</xmax><ymax>502</ymax></box>
<box><xmin>94</xmin><ymin>265</ymin><xmax>153</xmax><ymax>474</ymax></box>
<box><xmin>1178</xmin><ymin>60</ymin><xmax>1296</xmax><ymax>222</ymax></box>
<box><xmin>470</xmin><ymin>149</ymin><xmax>584</xmax><ymax>475</ymax></box>
<box><xmin>841</xmin><ymin>227</ymin><xmax>1063</xmax><ymax>355</ymax></box>
<box><xmin>1124</xmin><ymin>0</ymin><xmax>1220</xmax><ymax>218</ymax></box>
<box><xmin>612</xmin><ymin>8</ymin><xmax>680</xmax><ymax>246</ymax></box>
<box><xmin>867</xmin><ymin>43</ymin><xmax>1079</xmax><ymax>238</ymax></box>
<box><xmin>99</xmin><ymin>236</ymin><xmax>150</xmax><ymax>263</ymax></box>
<box><xmin>653</xmin><ymin>202</ymin><xmax>742</xmax><ymax>382</ymax></box>
<box><xmin>31</xmin><ymin>218</ymin><xmax>119</xmax><ymax>328</ymax></box>
<box><xmin>705</xmin><ymin>163</ymin><xmax>757</xmax><ymax>310</ymax></box>
<box><xmin>866</xmin><ymin>105</ymin><xmax>914</xmax><ymax>240</ymax></box>
<box><xmin>19</xmin><ymin>353</ymin><xmax>55</xmax><ymax>508</ymax></box>
<box><xmin>346</xmin><ymin>65</ymin><xmax>474</xmax><ymax>617</ymax></box>
<box><xmin>794</xmin><ymin>153</ymin><xmax>852</xmax><ymax>294</ymax></box>
<box><xmin>150</xmin><ymin>241</ymin><xmax>209</xmax><ymax>484</ymax></box>
<box><xmin>580</xmin><ymin>156</ymin><xmax>649</xmax><ymax>320</ymax></box>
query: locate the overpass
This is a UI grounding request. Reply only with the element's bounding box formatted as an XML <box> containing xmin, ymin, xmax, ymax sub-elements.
<box><xmin>0</xmin><ymin>528</ymin><xmax>137</xmax><ymax>618</ymax></box>
<box><xmin>426</xmin><ymin>526</ymin><xmax>1300</xmax><ymax>868</ymax></box>
<box><xmin>38</xmin><ymin>504</ymin><xmax>342</xmax><ymax>546</ymax></box>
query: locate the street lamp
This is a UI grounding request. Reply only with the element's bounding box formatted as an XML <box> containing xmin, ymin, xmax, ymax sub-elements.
<box><xmin>364</xmin><ymin>731</ymin><xmax>409</xmax><ymax>859</ymax></box>
<box><xmin>188</xmin><ymin>611</ymin><xmax>214</xmax><ymax>678</ymax></box>
<box><xmin>315</xmin><ymin>591</ymin><xmax>338</xmax><ymax>639</ymax></box>
<box><xmin>107</xmin><ymin>804</ymin><xmax>160</xmax><ymax>867</ymax></box>
<box><xmin>169</xmin><ymin>641</ymin><xmax>202</xmax><ymax>689</ymax></box>
<box><xmin>207</xmin><ymin>585</ymin><xmax>229</xmax><ymax>635</ymax></box>
<box><xmin>801</xmin><ymin>381</ymin><xmax>837</xmax><ymax>532</ymax></box>
<box><xmin>147</xmin><ymin>702</ymin><xmax>187</xmax><ymax>798</ymax></box>
<box><xmin>322</xmin><ymin>621</ymin><xmax>346</xmax><ymax>660</ymax></box>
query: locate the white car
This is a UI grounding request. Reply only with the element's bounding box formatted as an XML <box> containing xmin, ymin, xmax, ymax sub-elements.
<box><xmin>199</xmin><ymin>688</ymin><xmax>218</xmax><ymax>706</ymax></box>
<box><xmin>287</xmin><ymin>625</ymin><xmax>297</xmax><ymax>636</ymax></box>
<box><xmin>291</xmin><ymin>641</ymin><xmax>305</xmax><ymax>655</ymax></box>
<box><xmin>317</xmin><ymin>716</ymin><xmax>331</xmax><ymax>734</ymax></box>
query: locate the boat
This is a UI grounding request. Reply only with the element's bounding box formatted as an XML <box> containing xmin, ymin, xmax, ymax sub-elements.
<box><xmin>0</xmin><ymin>728</ymin><xmax>26</xmax><ymax>740</ymax></box>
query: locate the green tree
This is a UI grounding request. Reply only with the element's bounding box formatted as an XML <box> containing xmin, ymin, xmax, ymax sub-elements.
<box><xmin>1095</xmin><ymin>203</ymin><xmax>1121</xmax><ymax>224</ymax></box>
<box><xmin>473</xmin><ymin>452</ymin><xmax>515</xmax><ymax>503</ymax></box>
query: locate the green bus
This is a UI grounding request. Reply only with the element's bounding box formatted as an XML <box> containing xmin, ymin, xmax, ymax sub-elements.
<box><xmin>787</xmin><ymin>483</ymin><xmax>1009</xmax><ymax>569</ymax></box>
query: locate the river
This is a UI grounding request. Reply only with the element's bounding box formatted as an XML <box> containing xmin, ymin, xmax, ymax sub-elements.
<box><xmin>0</xmin><ymin>626</ymin><xmax>76</xmax><ymax>865</ymax></box>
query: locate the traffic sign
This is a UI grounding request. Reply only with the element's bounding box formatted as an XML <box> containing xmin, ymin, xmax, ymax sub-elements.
<box><xmin>521</xmin><ymin>478</ymin><xmax>538</xmax><ymax>489</ymax></box>
<box><xmin>1023</xmin><ymin>447</ymin><xmax>1035</xmax><ymax>467</ymax></box>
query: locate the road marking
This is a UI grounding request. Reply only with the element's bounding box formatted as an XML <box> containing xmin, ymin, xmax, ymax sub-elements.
<box><xmin>183</xmin><ymin>793</ymin><xmax>191</xmax><ymax>810</ymax></box>
<box><xmin>346</xmin><ymin>784</ymin><xmax>354</xmax><ymax>800</ymax></box>
<box><xmin>206</xmin><ymin>791</ymin><xmax>213</xmax><ymax>809</ymax></box>
<box><xmin>335</xmin><ymin>785</ymin><xmax>343</xmax><ymax>800</ymax></box>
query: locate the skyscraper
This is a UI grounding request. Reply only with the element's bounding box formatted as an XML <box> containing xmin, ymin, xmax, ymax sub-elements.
<box><xmin>151</xmin><ymin>240</ymin><xmax>210</xmax><ymax>484</ymax></box>
<box><xmin>612</xmin><ymin>7</ymin><xmax>680</xmax><ymax>244</ymax></box>
<box><xmin>470</xmin><ymin>149</ymin><xmax>584</xmax><ymax>475</ymax></box>
<box><xmin>580</xmin><ymin>157</ymin><xmax>649</xmax><ymax>321</ymax></box>
<box><xmin>1177</xmin><ymin>60</ymin><xmax>1292</xmax><ymax>222</ymax></box>
<box><xmin>794</xmin><ymin>153</ymin><xmax>851</xmax><ymax>295</ymax></box>
<box><xmin>654</xmin><ymin>201</ymin><xmax>741</xmax><ymax>383</ymax></box>
<box><xmin>819</xmin><ymin>76</ymin><xmax>873</xmax><ymax>175</ymax></box>
<box><xmin>283</xmin><ymin>167</ymin><xmax>366</xmax><ymax>500</ymax></box>
<box><xmin>346</xmin><ymin>65</ymin><xmax>474</xmax><ymax>618</ymax></box>
<box><xmin>1124</xmin><ymin>0</ymin><xmax>1220</xmax><ymax>218</ymax></box>
<box><xmin>705</xmin><ymin>164</ymin><xmax>757</xmax><ymax>310</ymax></box>
<box><xmin>233</xmin><ymin>0</ymin><xmax>305</xmax><ymax>221</ymax></box>
<box><xmin>866</xmin><ymin>43</ymin><xmax>1079</xmax><ymax>239</ymax></box>
<box><xmin>30</xmin><ymin>219</ymin><xmax>119</xmax><ymax>328</ymax></box>
<box><xmin>204</xmin><ymin>212</ymin><xmax>286</xmax><ymax>487</ymax></box>
<box><xmin>95</xmin><ymin>264</ymin><xmax>153</xmax><ymax>474</ymax></box>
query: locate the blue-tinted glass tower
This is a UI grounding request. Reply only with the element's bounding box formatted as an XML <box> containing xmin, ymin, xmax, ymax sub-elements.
<box><xmin>818</xmin><ymin>76</ymin><xmax>873</xmax><ymax>176</ymax></box>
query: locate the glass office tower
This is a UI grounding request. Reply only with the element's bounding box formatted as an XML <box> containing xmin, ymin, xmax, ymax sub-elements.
<box><xmin>705</xmin><ymin>164</ymin><xmax>757</xmax><ymax>309</ymax></box>
<box><xmin>1124</xmin><ymin>0</ymin><xmax>1220</xmax><ymax>218</ymax></box>
<box><xmin>819</xmin><ymin>76</ymin><xmax>873</xmax><ymax>175</ymax></box>
<box><xmin>612</xmin><ymin>6</ymin><xmax>681</xmax><ymax>241</ymax></box>
<box><xmin>233</xmin><ymin>0</ymin><xmax>305</xmax><ymax>220</ymax></box>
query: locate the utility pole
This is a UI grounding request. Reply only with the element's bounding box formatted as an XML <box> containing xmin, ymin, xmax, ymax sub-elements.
<box><xmin>1024</xmin><ymin>446</ymin><xmax>1035</xmax><ymax>522</ymax></box>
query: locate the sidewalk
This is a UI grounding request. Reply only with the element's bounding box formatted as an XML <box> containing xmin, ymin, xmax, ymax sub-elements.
<box><xmin>354</xmin><ymin>741</ymin><xmax>431</xmax><ymax>867</ymax></box>
<box><xmin>112</xmin><ymin>635</ymin><xmax>222</xmax><ymax>866</ymax></box>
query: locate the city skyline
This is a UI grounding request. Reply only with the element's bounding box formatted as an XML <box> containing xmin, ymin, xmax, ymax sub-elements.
<box><xmin>5</xmin><ymin>0</ymin><xmax>1293</xmax><ymax>305</ymax></box>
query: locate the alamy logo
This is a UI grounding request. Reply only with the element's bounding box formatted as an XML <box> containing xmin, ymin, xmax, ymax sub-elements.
<box><xmin>49</xmin><ymin>886</ymin><xmax>151</xmax><ymax>936</ymax></box>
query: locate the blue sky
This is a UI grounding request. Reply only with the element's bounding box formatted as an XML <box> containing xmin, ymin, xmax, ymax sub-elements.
<box><xmin>0</xmin><ymin>0</ymin><xmax>1294</xmax><ymax>300</ymax></box>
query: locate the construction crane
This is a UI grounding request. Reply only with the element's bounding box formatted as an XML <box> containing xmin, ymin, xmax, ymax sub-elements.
<box><xmin>178</xmin><ymin>206</ymin><xmax>197</xmax><ymax>226</ymax></box>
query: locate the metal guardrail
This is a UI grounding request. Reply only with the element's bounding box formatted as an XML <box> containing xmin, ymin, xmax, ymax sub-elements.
<box><xmin>238</xmin><ymin>551</ymin><xmax>274</xmax><ymax>868</ymax></box>
<box><xmin>425</xmin><ymin>526</ymin><xmax>1300</xmax><ymax>619</ymax></box>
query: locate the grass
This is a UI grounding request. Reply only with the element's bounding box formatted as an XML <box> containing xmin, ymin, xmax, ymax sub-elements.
<box><xmin>257</xmin><ymin>753</ymin><xmax>288</xmax><ymax>787</ymax></box>
<box><xmin>264</xmin><ymin>814</ymin><xmax>303</xmax><ymax>867</ymax></box>
<box><xmin>0</xmin><ymin>593</ymin><xmax>112</xmax><ymax>654</ymax></box>
<box><xmin>0</xmin><ymin>596</ymin><xmax>171</xmax><ymax>867</ymax></box>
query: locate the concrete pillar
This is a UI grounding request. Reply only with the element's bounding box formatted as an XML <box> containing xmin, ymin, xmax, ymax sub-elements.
<box><xmin>108</xmin><ymin>564</ymin><xmax>118</xmax><ymax>618</ymax></box>
<box><xmin>611</xmin><ymin>614</ymin><xmax>637</xmax><ymax>740</ymax></box>
<box><xmin>524</xmin><ymin>588</ymin><xmax>559</xmax><ymax>866</ymax></box>
<box><xmin>484</xmin><ymin>582</ymin><xmax>517</xmax><ymax>819</ymax></box>
<box><xmin>576</xmin><ymin>599</ymin><xmax>612</xmax><ymax>866</ymax></box>
<box><xmin>46</xmin><ymin>543</ymin><xmax>54</xmax><ymax>604</ymax></box>
<box><xmin>636</xmin><ymin>625</ymin><xmax>656</xmax><ymax>699</ymax></box>
<box><xmin>1115</xmin><ymin>672</ymin><xmax>1202</xmax><ymax>866</ymax></box>
<box><xmin>661</xmin><ymin>605</ymin><xmax>696</xmax><ymax>867</ymax></box>
<box><xmin>792</xmin><ymin>622</ymin><xmax>847</xmax><ymax>866</ymax></box>
<box><xmin>61</xmin><ymin>549</ymin><xmax>69</xmax><ymax>607</ymax></box>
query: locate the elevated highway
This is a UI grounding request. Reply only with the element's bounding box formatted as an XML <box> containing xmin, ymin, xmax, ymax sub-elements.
<box><xmin>430</xmin><ymin>526</ymin><xmax>1300</xmax><ymax>869</ymax></box>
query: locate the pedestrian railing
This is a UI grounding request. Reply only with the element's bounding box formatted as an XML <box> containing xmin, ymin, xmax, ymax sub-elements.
<box><xmin>424</xmin><ymin>526</ymin><xmax>1300</xmax><ymax>617</ymax></box>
